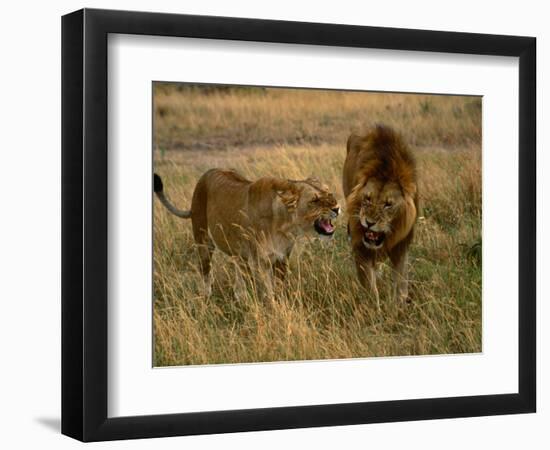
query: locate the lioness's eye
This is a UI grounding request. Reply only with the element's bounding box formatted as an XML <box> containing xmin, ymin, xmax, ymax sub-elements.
<box><xmin>384</xmin><ymin>201</ymin><xmax>393</xmax><ymax>209</ymax></box>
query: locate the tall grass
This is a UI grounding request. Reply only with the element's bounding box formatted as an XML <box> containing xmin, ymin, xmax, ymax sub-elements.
<box><xmin>153</xmin><ymin>84</ymin><xmax>482</xmax><ymax>366</ymax></box>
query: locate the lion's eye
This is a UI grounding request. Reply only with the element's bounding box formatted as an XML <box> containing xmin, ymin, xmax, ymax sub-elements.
<box><xmin>384</xmin><ymin>201</ymin><xmax>393</xmax><ymax>209</ymax></box>
<box><xmin>310</xmin><ymin>196</ymin><xmax>319</xmax><ymax>204</ymax></box>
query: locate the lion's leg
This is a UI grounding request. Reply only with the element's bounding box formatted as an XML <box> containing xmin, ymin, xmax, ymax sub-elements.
<box><xmin>367</xmin><ymin>265</ymin><xmax>380</xmax><ymax>311</ymax></box>
<box><xmin>389</xmin><ymin>244</ymin><xmax>410</xmax><ymax>303</ymax></box>
<box><xmin>392</xmin><ymin>252</ymin><xmax>408</xmax><ymax>303</ymax></box>
<box><xmin>355</xmin><ymin>255</ymin><xmax>380</xmax><ymax>311</ymax></box>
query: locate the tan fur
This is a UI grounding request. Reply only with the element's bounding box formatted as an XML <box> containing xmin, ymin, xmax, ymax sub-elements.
<box><xmin>343</xmin><ymin>125</ymin><xmax>418</xmax><ymax>307</ymax></box>
<box><xmin>156</xmin><ymin>169</ymin><xmax>339</xmax><ymax>300</ymax></box>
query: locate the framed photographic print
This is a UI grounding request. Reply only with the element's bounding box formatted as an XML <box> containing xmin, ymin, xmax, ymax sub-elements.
<box><xmin>61</xmin><ymin>8</ymin><xmax>536</xmax><ymax>442</ymax></box>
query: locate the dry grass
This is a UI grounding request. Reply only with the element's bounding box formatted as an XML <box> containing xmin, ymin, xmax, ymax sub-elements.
<box><xmin>154</xmin><ymin>83</ymin><xmax>481</xmax><ymax>151</ymax></box>
<box><xmin>153</xmin><ymin>84</ymin><xmax>482</xmax><ymax>366</ymax></box>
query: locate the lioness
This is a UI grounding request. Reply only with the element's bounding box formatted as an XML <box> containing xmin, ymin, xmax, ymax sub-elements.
<box><xmin>154</xmin><ymin>169</ymin><xmax>339</xmax><ymax>300</ymax></box>
<box><xmin>343</xmin><ymin>125</ymin><xmax>418</xmax><ymax>308</ymax></box>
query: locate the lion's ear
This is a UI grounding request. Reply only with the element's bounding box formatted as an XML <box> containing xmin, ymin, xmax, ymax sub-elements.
<box><xmin>386</xmin><ymin>192</ymin><xmax>417</xmax><ymax>250</ymax></box>
<box><xmin>346</xmin><ymin>133</ymin><xmax>361</xmax><ymax>154</ymax></box>
<box><xmin>346</xmin><ymin>178</ymin><xmax>367</xmax><ymax>210</ymax></box>
<box><xmin>402</xmin><ymin>180</ymin><xmax>417</xmax><ymax>197</ymax></box>
<box><xmin>351</xmin><ymin>175</ymin><xmax>368</xmax><ymax>196</ymax></box>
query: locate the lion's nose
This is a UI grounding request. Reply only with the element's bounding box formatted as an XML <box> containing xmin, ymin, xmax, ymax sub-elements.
<box><xmin>365</xmin><ymin>219</ymin><xmax>375</xmax><ymax>228</ymax></box>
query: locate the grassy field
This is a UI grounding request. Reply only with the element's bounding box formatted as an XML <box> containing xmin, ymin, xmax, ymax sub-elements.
<box><xmin>153</xmin><ymin>84</ymin><xmax>482</xmax><ymax>367</ymax></box>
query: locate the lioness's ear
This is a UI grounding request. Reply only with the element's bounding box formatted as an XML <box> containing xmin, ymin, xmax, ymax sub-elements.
<box><xmin>276</xmin><ymin>187</ymin><xmax>299</xmax><ymax>210</ymax></box>
<box><xmin>306</xmin><ymin>176</ymin><xmax>329</xmax><ymax>192</ymax></box>
<box><xmin>307</xmin><ymin>175</ymin><xmax>320</xmax><ymax>184</ymax></box>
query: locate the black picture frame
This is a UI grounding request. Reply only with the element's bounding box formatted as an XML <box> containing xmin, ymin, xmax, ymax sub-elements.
<box><xmin>61</xmin><ymin>8</ymin><xmax>536</xmax><ymax>442</ymax></box>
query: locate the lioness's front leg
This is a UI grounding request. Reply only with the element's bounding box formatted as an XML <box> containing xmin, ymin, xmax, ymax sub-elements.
<box><xmin>258</xmin><ymin>265</ymin><xmax>275</xmax><ymax>303</ymax></box>
<box><xmin>248</xmin><ymin>257</ymin><xmax>275</xmax><ymax>303</ymax></box>
<box><xmin>272</xmin><ymin>259</ymin><xmax>288</xmax><ymax>282</ymax></box>
<box><xmin>355</xmin><ymin>255</ymin><xmax>380</xmax><ymax>311</ymax></box>
<box><xmin>233</xmin><ymin>259</ymin><xmax>253</xmax><ymax>301</ymax></box>
<box><xmin>271</xmin><ymin>258</ymin><xmax>290</xmax><ymax>297</ymax></box>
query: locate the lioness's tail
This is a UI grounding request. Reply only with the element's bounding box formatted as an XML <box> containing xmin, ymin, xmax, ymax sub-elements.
<box><xmin>153</xmin><ymin>173</ymin><xmax>192</xmax><ymax>219</ymax></box>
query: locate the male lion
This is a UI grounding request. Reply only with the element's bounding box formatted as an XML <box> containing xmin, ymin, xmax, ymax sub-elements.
<box><xmin>343</xmin><ymin>125</ymin><xmax>418</xmax><ymax>308</ymax></box>
<box><xmin>154</xmin><ymin>169</ymin><xmax>339</xmax><ymax>300</ymax></box>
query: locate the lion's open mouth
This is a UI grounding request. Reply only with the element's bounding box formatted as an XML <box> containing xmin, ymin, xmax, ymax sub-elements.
<box><xmin>314</xmin><ymin>218</ymin><xmax>335</xmax><ymax>236</ymax></box>
<box><xmin>363</xmin><ymin>230</ymin><xmax>385</xmax><ymax>248</ymax></box>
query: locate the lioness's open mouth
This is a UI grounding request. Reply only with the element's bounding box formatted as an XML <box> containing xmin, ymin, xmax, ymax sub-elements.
<box><xmin>314</xmin><ymin>218</ymin><xmax>335</xmax><ymax>236</ymax></box>
<box><xmin>363</xmin><ymin>230</ymin><xmax>385</xmax><ymax>248</ymax></box>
